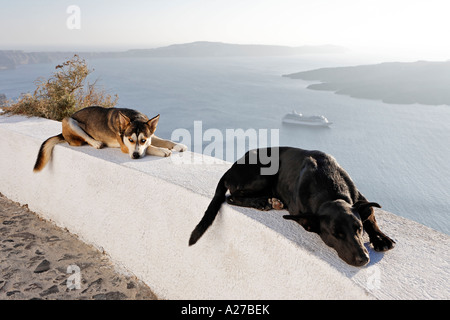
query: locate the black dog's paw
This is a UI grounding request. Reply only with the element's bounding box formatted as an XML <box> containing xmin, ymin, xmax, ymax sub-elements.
<box><xmin>268</xmin><ymin>198</ymin><xmax>284</xmax><ymax>210</ymax></box>
<box><xmin>371</xmin><ymin>234</ymin><xmax>396</xmax><ymax>252</ymax></box>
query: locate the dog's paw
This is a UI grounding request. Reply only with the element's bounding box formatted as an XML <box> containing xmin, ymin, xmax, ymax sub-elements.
<box><xmin>371</xmin><ymin>234</ymin><xmax>396</xmax><ymax>252</ymax></box>
<box><xmin>172</xmin><ymin>143</ymin><xmax>188</xmax><ymax>152</ymax></box>
<box><xmin>147</xmin><ymin>146</ymin><xmax>172</xmax><ymax>157</ymax></box>
<box><xmin>268</xmin><ymin>198</ymin><xmax>284</xmax><ymax>210</ymax></box>
<box><xmin>160</xmin><ymin>148</ymin><xmax>172</xmax><ymax>157</ymax></box>
<box><xmin>90</xmin><ymin>140</ymin><xmax>104</xmax><ymax>149</ymax></box>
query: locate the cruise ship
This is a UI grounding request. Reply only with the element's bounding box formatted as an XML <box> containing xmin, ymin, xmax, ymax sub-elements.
<box><xmin>282</xmin><ymin>110</ymin><xmax>332</xmax><ymax>127</ymax></box>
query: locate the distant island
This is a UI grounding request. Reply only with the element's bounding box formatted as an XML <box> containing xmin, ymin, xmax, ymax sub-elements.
<box><xmin>283</xmin><ymin>60</ymin><xmax>450</xmax><ymax>106</ymax></box>
<box><xmin>0</xmin><ymin>41</ymin><xmax>346</xmax><ymax>70</ymax></box>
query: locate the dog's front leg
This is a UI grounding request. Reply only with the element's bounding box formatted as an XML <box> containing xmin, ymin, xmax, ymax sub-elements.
<box><xmin>146</xmin><ymin>145</ymin><xmax>172</xmax><ymax>157</ymax></box>
<box><xmin>115</xmin><ymin>134</ymin><xmax>129</xmax><ymax>154</ymax></box>
<box><xmin>151</xmin><ymin>135</ymin><xmax>187</xmax><ymax>152</ymax></box>
<box><xmin>363</xmin><ymin>215</ymin><xmax>395</xmax><ymax>252</ymax></box>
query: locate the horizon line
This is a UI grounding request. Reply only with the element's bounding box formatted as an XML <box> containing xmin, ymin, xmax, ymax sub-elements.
<box><xmin>0</xmin><ymin>40</ymin><xmax>345</xmax><ymax>53</ymax></box>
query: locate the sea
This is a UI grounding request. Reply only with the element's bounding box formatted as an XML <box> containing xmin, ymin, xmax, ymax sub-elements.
<box><xmin>1</xmin><ymin>53</ymin><xmax>449</xmax><ymax>235</ymax></box>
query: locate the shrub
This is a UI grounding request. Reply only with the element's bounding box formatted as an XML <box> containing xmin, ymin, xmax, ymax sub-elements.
<box><xmin>3</xmin><ymin>55</ymin><xmax>118</xmax><ymax>121</ymax></box>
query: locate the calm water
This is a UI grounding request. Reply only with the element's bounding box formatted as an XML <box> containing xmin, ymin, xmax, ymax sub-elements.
<box><xmin>1</xmin><ymin>54</ymin><xmax>449</xmax><ymax>234</ymax></box>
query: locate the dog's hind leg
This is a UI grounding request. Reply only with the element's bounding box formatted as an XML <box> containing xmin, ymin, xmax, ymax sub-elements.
<box><xmin>225</xmin><ymin>167</ymin><xmax>280</xmax><ymax>210</ymax></box>
<box><xmin>62</xmin><ymin>117</ymin><xmax>104</xmax><ymax>149</ymax></box>
<box><xmin>227</xmin><ymin>195</ymin><xmax>273</xmax><ymax>211</ymax></box>
<box><xmin>227</xmin><ymin>194</ymin><xmax>284</xmax><ymax>211</ymax></box>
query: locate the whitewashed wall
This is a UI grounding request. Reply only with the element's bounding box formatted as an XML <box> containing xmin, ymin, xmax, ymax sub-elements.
<box><xmin>0</xmin><ymin>115</ymin><xmax>448</xmax><ymax>299</ymax></box>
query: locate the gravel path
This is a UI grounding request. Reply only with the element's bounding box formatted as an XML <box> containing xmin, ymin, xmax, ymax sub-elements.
<box><xmin>0</xmin><ymin>193</ymin><xmax>157</xmax><ymax>300</ymax></box>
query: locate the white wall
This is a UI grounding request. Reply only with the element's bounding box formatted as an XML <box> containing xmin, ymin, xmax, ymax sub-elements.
<box><xmin>0</xmin><ymin>115</ymin><xmax>448</xmax><ymax>299</ymax></box>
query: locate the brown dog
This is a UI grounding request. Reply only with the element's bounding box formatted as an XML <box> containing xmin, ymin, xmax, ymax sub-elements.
<box><xmin>33</xmin><ymin>106</ymin><xmax>187</xmax><ymax>172</ymax></box>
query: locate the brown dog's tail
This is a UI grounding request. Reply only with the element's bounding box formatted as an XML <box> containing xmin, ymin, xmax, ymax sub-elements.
<box><xmin>33</xmin><ymin>134</ymin><xmax>65</xmax><ymax>172</ymax></box>
<box><xmin>189</xmin><ymin>173</ymin><xmax>228</xmax><ymax>246</ymax></box>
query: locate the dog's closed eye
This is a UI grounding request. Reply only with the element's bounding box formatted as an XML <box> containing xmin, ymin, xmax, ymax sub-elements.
<box><xmin>333</xmin><ymin>231</ymin><xmax>346</xmax><ymax>239</ymax></box>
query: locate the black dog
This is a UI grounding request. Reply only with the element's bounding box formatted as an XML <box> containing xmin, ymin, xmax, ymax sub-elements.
<box><xmin>189</xmin><ymin>147</ymin><xmax>395</xmax><ymax>266</ymax></box>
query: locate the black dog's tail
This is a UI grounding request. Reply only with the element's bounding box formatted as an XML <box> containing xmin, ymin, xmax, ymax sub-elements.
<box><xmin>33</xmin><ymin>134</ymin><xmax>65</xmax><ymax>172</ymax></box>
<box><xmin>189</xmin><ymin>172</ymin><xmax>228</xmax><ymax>246</ymax></box>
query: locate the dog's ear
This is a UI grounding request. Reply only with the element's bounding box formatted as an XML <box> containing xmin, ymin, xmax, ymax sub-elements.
<box><xmin>147</xmin><ymin>114</ymin><xmax>160</xmax><ymax>133</ymax></box>
<box><xmin>118</xmin><ymin>111</ymin><xmax>131</xmax><ymax>131</ymax></box>
<box><xmin>353</xmin><ymin>200</ymin><xmax>381</xmax><ymax>221</ymax></box>
<box><xmin>283</xmin><ymin>214</ymin><xmax>320</xmax><ymax>233</ymax></box>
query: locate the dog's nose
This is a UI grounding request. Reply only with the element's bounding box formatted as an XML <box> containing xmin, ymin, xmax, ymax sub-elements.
<box><xmin>354</xmin><ymin>254</ymin><xmax>370</xmax><ymax>267</ymax></box>
<box><xmin>132</xmin><ymin>152</ymin><xmax>140</xmax><ymax>159</ymax></box>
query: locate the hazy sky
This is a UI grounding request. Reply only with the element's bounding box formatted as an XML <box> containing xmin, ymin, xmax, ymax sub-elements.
<box><xmin>1</xmin><ymin>0</ymin><xmax>450</xmax><ymax>54</ymax></box>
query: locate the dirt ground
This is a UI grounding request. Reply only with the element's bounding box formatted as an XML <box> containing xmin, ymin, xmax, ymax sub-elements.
<box><xmin>0</xmin><ymin>193</ymin><xmax>157</xmax><ymax>300</ymax></box>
